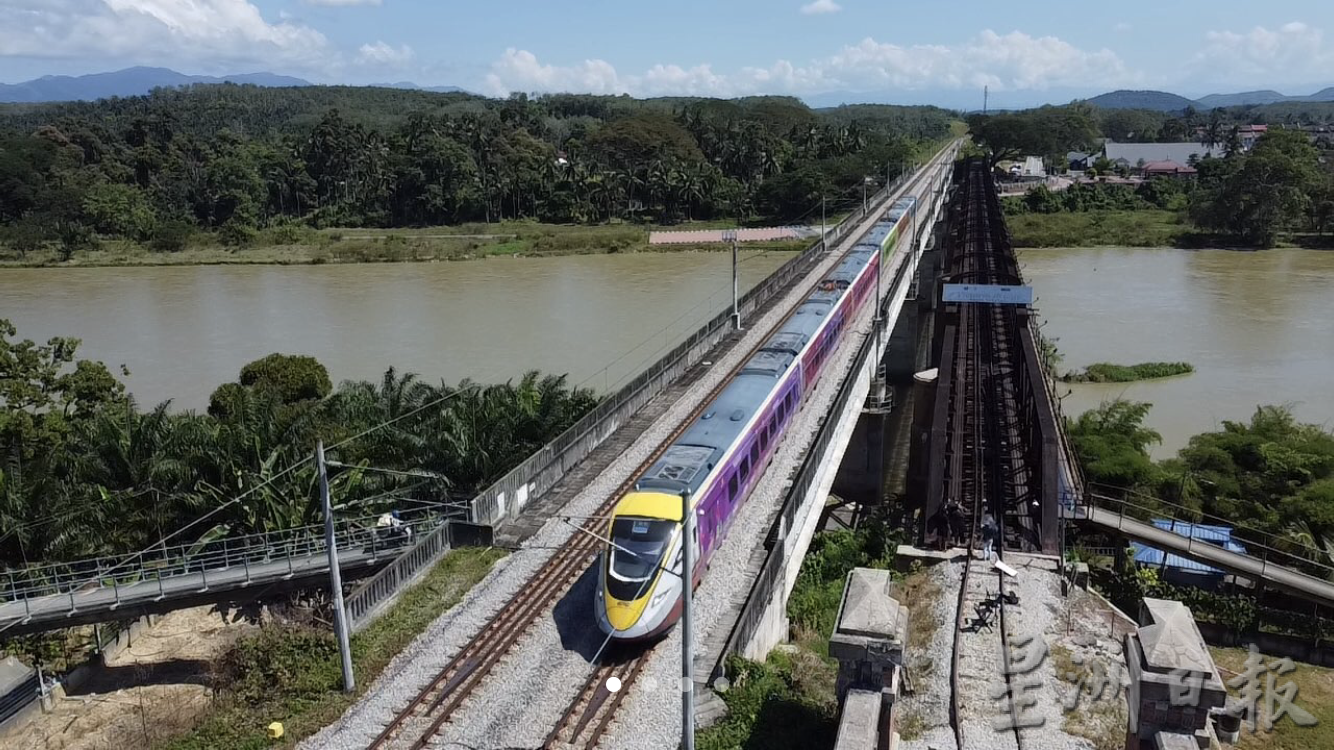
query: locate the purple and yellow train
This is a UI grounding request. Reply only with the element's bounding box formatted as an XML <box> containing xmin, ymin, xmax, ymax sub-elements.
<box><xmin>595</xmin><ymin>196</ymin><xmax>920</xmax><ymax>641</ymax></box>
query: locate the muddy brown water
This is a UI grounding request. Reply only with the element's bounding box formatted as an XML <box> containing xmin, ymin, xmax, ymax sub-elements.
<box><xmin>0</xmin><ymin>252</ymin><xmax>790</xmax><ymax>411</ymax></box>
<box><xmin>1020</xmin><ymin>247</ymin><xmax>1334</xmax><ymax>459</ymax></box>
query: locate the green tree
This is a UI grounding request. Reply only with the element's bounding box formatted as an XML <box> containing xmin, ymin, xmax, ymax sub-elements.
<box><xmin>1066</xmin><ymin>399</ymin><xmax>1161</xmax><ymax>491</ymax></box>
<box><xmin>82</xmin><ymin>182</ymin><xmax>157</xmax><ymax>240</ymax></box>
<box><xmin>1189</xmin><ymin>130</ymin><xmax>1320</xmax><ymax>246</ymax></box>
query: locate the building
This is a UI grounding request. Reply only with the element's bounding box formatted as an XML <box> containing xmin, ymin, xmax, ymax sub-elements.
<box><xmin>1133</xmin><ymin>521</ymin><xmax>1247</xmax><ymax>589</ymax></box>
<box><xmin>1237</xmin><ymin>124</ymin><xmax>1268</xmax><ymax>151</ymax></box>
<box><xmin>1067</xmin><ymin>151</ymin><xmax>1095</xmax><ymax>171</ymax></box>
<box><xmin>1141</xmin><ymin>160</ymin><xmax>1198</xmax><ymax>178</ymax></box>
<box><xmin>1103</xmin><ymin>142</ymin><xmax>1225</xmax><ymax>170</ymax></box>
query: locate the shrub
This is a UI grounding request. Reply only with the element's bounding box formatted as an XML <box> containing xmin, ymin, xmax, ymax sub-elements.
<box><xmin>218</xmin><ymin>219</ymin><xmax>257</xmax><ymax>248</ymax></box>
<box><xmin>150</xmin><ymin>220</ymin><xmax>194</xmax><ymax>253</ymax></box>
<box><xmin>239</xmin><ymin>353</ymin><xmax>332</xmax><ymax>404</ymax></box>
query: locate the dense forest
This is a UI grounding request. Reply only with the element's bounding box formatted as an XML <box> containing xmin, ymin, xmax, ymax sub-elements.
<box><xmin>0</xmin><ymin>319</ymin><xmax>597</xmax><ymax>570</ymax></box>
<box><xmin>0</xmin><ymin>84</ymin><xmax>954</xmax><ymax>256</ymax></box>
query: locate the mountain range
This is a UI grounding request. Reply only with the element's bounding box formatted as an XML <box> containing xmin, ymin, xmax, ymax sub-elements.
<box><xmin>1086</xmin><ymin>88</ymin><xmax>1334</xmax><ymax>112</ymax></box>
<box><xmin>4</xmin><ymin>67</ymin><xmax>1334</xmax><ymax>111</ymax></box>
<box><xmin>0</xmin><ymin>67</ymin><xmax>468</xmax><ymax>104</ymax></box>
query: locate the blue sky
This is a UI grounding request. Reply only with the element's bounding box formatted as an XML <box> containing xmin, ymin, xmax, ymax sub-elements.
<box><xmin>4</xmin><ymin>0</ymin><xmax>1334</xmax><ymax>106</ymax></box>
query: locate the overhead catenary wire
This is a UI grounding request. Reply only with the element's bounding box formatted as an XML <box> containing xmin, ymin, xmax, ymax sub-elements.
<box><xmin>581</xmin><ymin>178</ymin><xmax>903</xmax><ymax>394</ymax></box>
<box><xmin>0</xmin><ymin>384</ymin><xmax>482</xmax><ymax>638</ymax></box>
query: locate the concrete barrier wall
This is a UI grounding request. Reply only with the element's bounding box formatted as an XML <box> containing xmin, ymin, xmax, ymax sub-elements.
<box><xmin>713</xmin><ymin>152</ymin><xmax>957</xmax><ymax>676</ymax></box>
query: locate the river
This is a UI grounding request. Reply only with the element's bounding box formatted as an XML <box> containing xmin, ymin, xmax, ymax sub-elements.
<box><xmin>0</xmin><ymin>252</ymin><xmax>790</xmax><ymax>411</ymax></box>
<box><xmin>1020</xmin><ymin>247</ymin><xmax>1334</xmax><ymax>459</ymax></box>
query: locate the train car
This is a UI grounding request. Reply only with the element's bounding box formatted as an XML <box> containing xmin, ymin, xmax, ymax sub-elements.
<box><xmin>595</xmin><ymin>196</ymin><xmax>919</xmax><ymax>641</ymax></box>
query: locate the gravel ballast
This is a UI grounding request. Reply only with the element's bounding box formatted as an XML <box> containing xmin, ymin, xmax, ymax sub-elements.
<box><xmin>897</xmin><ymin>560</ymin><xmax>961</xmax><ymax>750</ymax></box>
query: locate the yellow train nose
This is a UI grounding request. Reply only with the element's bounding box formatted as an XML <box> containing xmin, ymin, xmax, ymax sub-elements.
<box><xmin>605</xmin><ymin>590</ymin><xmax>651</xmax><ymax>631</ymax></box>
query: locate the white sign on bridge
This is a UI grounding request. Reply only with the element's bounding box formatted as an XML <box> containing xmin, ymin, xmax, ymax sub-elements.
<box><xmin>942</xmin><ymin>283</ymin><xmax>1033</xmax><ymax>305</ymax></box>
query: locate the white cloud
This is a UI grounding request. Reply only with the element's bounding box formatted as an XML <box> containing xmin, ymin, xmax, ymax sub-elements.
<box><xmin>485</xmin><ymin>48</ymin><xmax>623</xmax><ymax>96</ymax></box>
<box><xmin>357</xmin><ymin>40</ymin><xmax>414</xmax><ymax>67</ymax></box>
<box><xmin>485</xmin><ymin>31</ymin><xmax>1134</xmax><ymax>98</ymax></box>
<box><xmin>1114</xmin><ymin>22</ymin><xmax>1132</xmax><ymax>33</ymax></box>
<box><xmin>304</xmin><ymin>0</ymin><xmax>382</xmax><ymax>6</ymax></box>
<box><xmin>1192</xmin><ymin>21</ymin><xmax>1332</xmax><ymax>86</ymax></box>
<box><xmin>0</xmin><ymin>0</ymin><xmax>331</xmax><ymax>71</ymax></box>
<box><xmin>800</xmin><ymin>0</ymin><xmax>841</xmax><ymax>15</ymax></box>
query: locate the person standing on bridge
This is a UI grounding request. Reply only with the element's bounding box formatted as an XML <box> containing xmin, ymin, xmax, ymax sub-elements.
<box><xmin>981</xmin><ymin>512</ymin><xmax>997</xmax><ymax>561</ymax></box>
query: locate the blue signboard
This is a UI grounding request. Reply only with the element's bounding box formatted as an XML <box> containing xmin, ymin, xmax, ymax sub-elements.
<box><xmin>942</xmin><ymin>283</ymin><xmax>1033</xmax><ymax>305</ymax></box>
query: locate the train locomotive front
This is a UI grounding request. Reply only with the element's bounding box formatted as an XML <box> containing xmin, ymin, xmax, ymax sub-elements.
<box><xmin>595</xmin><ymin>491</ymin><xmax>687</xmax><ymax>641</ymax></box>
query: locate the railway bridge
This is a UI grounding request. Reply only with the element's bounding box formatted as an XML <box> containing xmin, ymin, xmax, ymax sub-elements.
<box><xmin>8</xmin><ymin>148</ymin><xmax>1334</xmax><ymax>748</ymax></box>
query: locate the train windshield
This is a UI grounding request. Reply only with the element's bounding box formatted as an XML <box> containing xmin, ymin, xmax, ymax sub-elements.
<box><xmin>607</xmin><ymin>517</ymin><xmax>676</xmax><ymax>600</ymax></box>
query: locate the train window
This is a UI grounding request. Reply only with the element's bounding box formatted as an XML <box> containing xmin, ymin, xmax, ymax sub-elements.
<box><xmin>740</xmin><ymin>457</ymin><xmax>751</xmax><ymax>485</ymax></box>
<box><xmin>727</xmin><ymin>472</ymin><xmax>739</xmax><ymax>501</ymax></box>
<box><xmin>750</xmin><ymin>443</ymin><xmax>760</xmax><ymax>467</ymax></box>
<box><xmin>777</xmin><ymin>401</ymin><xmax>786</xmax><ymax>423</ymax></box>
<box><xmin>760</xmin><ymin>430</ymin><xmax>769</xmax><ymax>452</ymax></box>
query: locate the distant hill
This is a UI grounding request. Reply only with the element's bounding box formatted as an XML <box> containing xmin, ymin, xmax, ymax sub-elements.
<box><xmin>369</xmin><ymin>81</ymin><xmax>468</xmax><ymax>94</ymax></box>
<box><xmin>1084</xmin><ymin>90</ymin><xmax>1200</xmax><ymax>112</ymax></box>
<box><xmin>1300</xmin><ymin>87</ymin><xmax>1334</xmax><ymax>102</ymax></box>
<box><xmin>1197</xmin><ymin>90</ymin><xmax>1289</xmax><ymax>109</ymax></box>
<box><xmin>0</xmin><ymin>67</ymin><xmax>312</xmax><ymax>103</ymax></box>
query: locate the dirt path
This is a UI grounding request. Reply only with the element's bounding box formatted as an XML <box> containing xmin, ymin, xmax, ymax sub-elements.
<box><xmin>1</xmin><ymin>607</ymin><xmax>256</xmax><ymax>750</ymax></box>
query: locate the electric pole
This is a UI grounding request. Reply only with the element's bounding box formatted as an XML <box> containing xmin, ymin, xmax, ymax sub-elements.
<box><xmin>730</xmin><ymin>234</ymin><xmax>741</xmax><ymax>331</ymax></box>
<box><xmin>680</xmin><ymin>489</ymin><xmax>695</xmax><ymax>750</ymax></box>
<box><xmin>821</xmin><ymin>196</ymin><xmax>826</xmax><ymax>252</ymax></box>
<box><xmin>318</xmin><ymin>440</ymin><xmax>355</xmax><ymax>693</ymax></box>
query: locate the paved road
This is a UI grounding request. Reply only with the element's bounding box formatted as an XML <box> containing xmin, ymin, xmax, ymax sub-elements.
<box><xmin>1066</xmin><ymin>504</ymin><xmax>1334</xmax><ymax>606</ymax></box>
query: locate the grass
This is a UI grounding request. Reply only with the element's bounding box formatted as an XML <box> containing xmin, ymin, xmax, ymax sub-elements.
<box><xmin>1007</xmin><ymin>209</ymin><xmax>1189</xmax><ymax>248</ymax></box>
<box><xmin>1211</xmin><ymin>646</ymin><xmax>1334</xmax><ymax>750</ymax></box>
<box><xmin>699</xmin><ymin>650</ymin><xmax>840</xmax><ymax>750</ymax></box>
<box><xmin>698</xmin><ymin>526</ymin><xmax>896</xmax><ymax>749</ymax></box>
<box><xmin>0</xmin><ymin>220</ymin><xmax>809</xmax><ymax>268</ymax></box>
<box><xmin>1061</xmin><ymin>362</ymin><xmax>1195</xmax><ymax>383</ymax></box>
<box><xmin>161</xmin><ymin>546</ymin><xmax>506</xmax><ymax>750</ymax></box>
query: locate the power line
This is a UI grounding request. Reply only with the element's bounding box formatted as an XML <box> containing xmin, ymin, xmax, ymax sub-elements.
<box><xmin>0</xmin><ymin>385</ymin><xmax>482</xmax><ymax>638</ymax></box>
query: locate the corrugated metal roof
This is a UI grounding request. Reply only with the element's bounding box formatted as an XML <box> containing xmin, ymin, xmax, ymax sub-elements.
<box><xmin>1105</xmin><ymin>141</ymin><xmax>1225</xmax><ymax>166</ymax></box>
<box><xmin>1133</xmin><ymin>520</ymin><xmax>1247</xmax><ymax>575</ymax></box>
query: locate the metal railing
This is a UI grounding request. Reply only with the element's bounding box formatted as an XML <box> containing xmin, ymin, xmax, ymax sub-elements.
<box><xmin>710</xmin><ymin>149</ymin><xmax>957</xmax><ymax>682</ymax></box>
<box><xmin>346</xmin><ymin>517</ymin><xmax>453</xmax><ymax>631</ymax></box>
<box><xmin>0</xmin><ymin>507</ymin><xmax>443</xmax><ymax>619</ymax></box>
<box><xmin>1072</xmin><ymin>489</ymin><xmax>1334</xmax><ymax>585</ymax></box>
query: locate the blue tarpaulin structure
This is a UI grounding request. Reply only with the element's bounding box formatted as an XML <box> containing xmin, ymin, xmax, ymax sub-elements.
<box><xmin>1133</xmin><ymin>520</ymin><xmax>1248</xmax><ymax>576</ymax></box>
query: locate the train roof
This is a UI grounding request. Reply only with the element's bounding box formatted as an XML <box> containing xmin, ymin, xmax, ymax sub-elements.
<box><xmin>634</xmin><ymin>206</ymin><xmax>904</xmax><ymax>497</ymax></box>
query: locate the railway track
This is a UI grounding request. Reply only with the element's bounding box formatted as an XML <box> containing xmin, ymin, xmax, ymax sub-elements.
<box><xmin>944</xmin><ymin>160</ymin><xmax>1031</xmax><ymax>750</ymax></box>
<box><xmin>544</xmin><ymin>649</ymin><xmax>648</xmax><ymax>749</ymax></box>
<box><xmin>367</xmin><ymin>148</ymin><xmax>956</xmax><ymax>750</ymax></box>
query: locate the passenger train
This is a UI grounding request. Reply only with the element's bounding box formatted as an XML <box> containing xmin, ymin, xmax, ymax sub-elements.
<box><xmin>595</xmin><ymin>195</ymin><xmax>920</xmax><ymax>641</ymax></box>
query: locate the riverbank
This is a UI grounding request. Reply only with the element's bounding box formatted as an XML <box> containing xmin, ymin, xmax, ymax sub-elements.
<box><xmin>0</xmin><ymin>220</ymin><xmax>809</xmax><ymax>268</ymax></box>
<box><xmin>1007</xmin><ymin>209</ymin><xmax>1189</xmax><ymax>248</ymax></box>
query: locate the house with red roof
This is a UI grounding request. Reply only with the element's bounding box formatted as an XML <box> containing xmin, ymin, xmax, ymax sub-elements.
<box><xmin>1141</xmin><ymin>160</ymin><xmax>1198</xmax><ymax>178</ymax></box>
